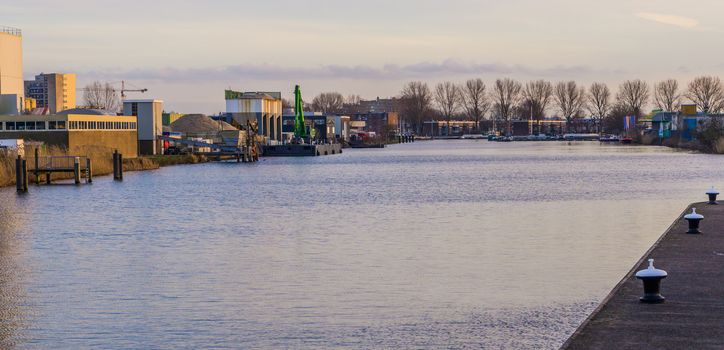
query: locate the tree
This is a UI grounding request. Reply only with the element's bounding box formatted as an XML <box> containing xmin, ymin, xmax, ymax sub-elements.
<box><xmin>400</xmin><ymin>81</ymin><xmax>433</xmax><ymax>134</ymax></box>
<box><xmin>685</xmin><ymin>76</ymin><xmax>724</xmax><ymax>114</ymax></box>
<box><xmin>460</xmin><ymin>78</ymin><xmax>490</xmax><ymax>132</ymax></box>
<box><xmin>82</xmin><ymin>81</ymin><xmax>119</xmax><ymax>111</ymax></box>
<box><xmin>587</xmin><ymin>82</ymin><xmax>611</xmax><ymax>134</ymax></box>
<box><xmin>654</xmin><ymin>79</ymin><xmax>680</xmax><ymax>112</ymax></box>
<box><xmin>281</xmin><ymin>98</ymin><xmax>293</xmax><ymax>109</ymax></box>
<box><xmin>522</xmin><ymin>80</ymin><xmax>553</xmax><ymax>134</ymax></box>
<box><xmin>616</xmin><ymin>79</ymin><xmax>649</xmax><ymax>117</ymax></box>
<box><xmin>490</xmin><ymin>78</ymin><xmax>522</xmax><ymax>135</ymax></box>
<box><xmin>554</xmin><ymin>81</ymin><xmax>586</xmax><ymax>133</ymax></box>
<box><xmin>345</xmin><ymin>94</ymin><xmax>362</xmax><ymax>105</ymax></box>
<box><xmin>311</xmin><ymin>92</ymin><xmax>344</xmax><ymax>114</ymax></box>
<box><xmin>434</xmin><ymin>82</ymin><xmax>461</xmax><ymax>136</ymax></box>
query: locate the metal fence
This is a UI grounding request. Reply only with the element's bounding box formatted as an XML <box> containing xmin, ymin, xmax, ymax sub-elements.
<box><xmin>0</xmin><ymin>26</ymin><xmax>22</xmax><ymax>37</ymax></box>
<box><xmin>27</xmin><ymin>156</ymin><xmax>90</xmax><ymax>171</ymax></box>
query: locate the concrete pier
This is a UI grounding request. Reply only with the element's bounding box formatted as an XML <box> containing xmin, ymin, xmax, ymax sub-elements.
<box><xmin>561</xmin><ymin>202</ymin><xmax>724</xmax><ymax>349</ymax></box>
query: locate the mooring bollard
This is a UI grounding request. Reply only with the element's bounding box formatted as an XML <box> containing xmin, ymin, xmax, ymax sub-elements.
<box><xmin>706</xmin><ymin>186</ymin><xmax>719</xmax><ymax>205</ymax></box>
<box><xmin>73</xmin><ymin>157</ymin><xmax>81</xmax><ymax>184</ymax></box>
<box><xmin>684</xmin><ymin>208</ymin><xmax>704</xmax><ymax>234</ymax></box>
<box><xmin>635</xmin><ymin>259</ymin><xmax>667</xmax><ymax>304</ymax></box>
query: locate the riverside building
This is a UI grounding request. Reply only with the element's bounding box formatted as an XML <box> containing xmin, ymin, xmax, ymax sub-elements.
<box><xmin>0</xmin><ymin>110</ymin><xmax>139</xmax><ymax>157</ymax></box>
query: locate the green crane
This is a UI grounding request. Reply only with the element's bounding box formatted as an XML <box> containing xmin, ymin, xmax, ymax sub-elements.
<box><xmin>294</xmin><ymin>85</ymin><xmax>307</xmax><ymax>139</ymax></box>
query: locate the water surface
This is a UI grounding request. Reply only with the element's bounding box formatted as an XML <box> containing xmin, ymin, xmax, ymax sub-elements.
<box><xmin>0</xmin><ymin>141</ymin><xmax>720</xmax><ymax>349</ymax></box>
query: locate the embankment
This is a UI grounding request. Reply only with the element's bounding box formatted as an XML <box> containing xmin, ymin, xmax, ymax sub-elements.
<box><xmin>0</xmin><ymin>148</ymin><xmax>208</xmax><ymax>188</ymax></box>
<box><xmin>561</xmin><ymin>202</ymin><xmax>724</xmax><ymax>349</ymax></box>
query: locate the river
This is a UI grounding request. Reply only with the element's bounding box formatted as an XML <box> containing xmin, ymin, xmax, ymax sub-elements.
<box><xmin>0</xmin><ymin>141</ymin><xmax>721</xmax><ymax>349</ymax></box>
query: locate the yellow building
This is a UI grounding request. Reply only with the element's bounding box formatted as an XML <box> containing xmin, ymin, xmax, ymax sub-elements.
<box><xmin>24</xmin><ymin>73</ymin><xmax>77</xmax><ymax>114</ymax></box>
<box><xmin>0</xmin><ymin>26</ymin><xmax>24</xmax><ymax>114</ymax></box>
<box><xmin>0</xmin><ymin>112</ymin><xmax>139</xmax><ymax>157</ymax></box>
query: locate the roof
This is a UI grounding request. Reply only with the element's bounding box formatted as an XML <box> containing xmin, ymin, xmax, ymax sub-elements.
<box><xmin>123</xmin><ymin>99</ymin><xmax>163</xmax><ymax>104</ymax></box>
<box><xmin>225</xmin><ymin>90</ymin><xmax>281</xmax><ymax>101</ymax></box>
<box><xmin>57</xmin><ymin>108</ymin><xmax>117</xmax><ymax>116</ymax></box>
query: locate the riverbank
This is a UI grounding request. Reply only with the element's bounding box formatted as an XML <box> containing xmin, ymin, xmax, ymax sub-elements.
<box><xmin>0</xmin><ymin>152</ymin><xmax>208</xmax><ymax>188</ymax></box>
<box><xmin>561</xmin><ymin>201</ymin><xmax>724</xmax><ymax>349</ymax></box>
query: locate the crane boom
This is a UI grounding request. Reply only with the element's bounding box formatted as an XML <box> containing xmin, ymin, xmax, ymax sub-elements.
<box><xmin>294</xmin><ymin>85</ymin><xmax>307</xmax><ymax>139</ymax></box>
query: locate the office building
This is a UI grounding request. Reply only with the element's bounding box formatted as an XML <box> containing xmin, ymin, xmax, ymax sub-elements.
<box><xmin>24</xmin><ymin>73</ymin><xmax>77</xmax><ymax>114</ymax></box>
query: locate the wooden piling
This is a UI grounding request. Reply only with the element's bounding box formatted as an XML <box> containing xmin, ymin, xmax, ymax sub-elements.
<box><xmin>73</xmin><ymin>157</ymin><xmax>81</xmax><ymax>185</ymax></box>
<box><xmin>34</xmin><ymin>148</ymin><xmax>40</xmax><ymax>185</ymax></box>
<box><xmin>86</xmin><ymin>158</ymin><xmax>93</xmax><ymax>183</ymax></box>
<box><xmin>15</xmin><ymin>156</ymin><xmax>25</xmax><ymax>193</ymax></box>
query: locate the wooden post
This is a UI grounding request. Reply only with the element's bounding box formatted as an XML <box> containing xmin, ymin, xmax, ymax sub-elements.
<box><xmin>86</xmin><ymin>158</ymin><xmax>93</xmax><ymax>183</ymax></box>
<box><xmin>113</xmin><ymin>151</ymin><xmax>120</xmax><ymax>181</ymax></box>
<box><xmin>34</xmin><ymin>148</ymin><xmax>40</xmax><ymax>185</ymax></box>
<box><xmin>16</xmin><ymin>156</ymin><xmax>24</xmax><ymax>192</ymax></box>
<box><xmin>73</xmin><ymin>157</ymin><xmax>81</xmax><ymax>185</ymax></box>
<box><xmin>118</xmin><ymin>153</ymin><xmax>123</xmax><ymax>180</ymax></box>
<box><xmin>21</xmin><ymin>159</ymin><xmax>28</xmax><ymax>192</ymax></box>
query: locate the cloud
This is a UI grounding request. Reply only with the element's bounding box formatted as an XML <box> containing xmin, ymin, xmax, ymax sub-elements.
<box><xmin>77</xmin><ymin>60</ymin><xmax>616</xmax><ymax>83</ymax></box>
<box><xmin>636</xmin><ymin>12</ymin><xmax>698</xmax><ymax>28</ymax></box>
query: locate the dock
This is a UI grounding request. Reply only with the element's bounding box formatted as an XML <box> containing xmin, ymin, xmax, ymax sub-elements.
<box><xmin>561</xmin><ymin>201</ymin><xmax>724</xmax><ymax>349</ymax></box>
<box><xmin>263</xmin><ymin>143</ymin><xmax>342</xmax><ymax>157</ymax></box>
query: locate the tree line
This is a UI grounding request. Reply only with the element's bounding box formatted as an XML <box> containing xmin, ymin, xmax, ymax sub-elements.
<box><xmin>398</xmin><ymin>76</ymin><xmax>724</xmax><ymax>135</ymax></box>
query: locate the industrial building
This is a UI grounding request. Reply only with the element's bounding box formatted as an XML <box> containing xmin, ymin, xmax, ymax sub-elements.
<box><xmin>0</xmin><ymin>26</ymin><xmax>24</xmax><ymax>115</ymax></box>
<box><xmin>123</xmin><ymin>99</ymin><xmax>163</xmax><ymax>155</ymax></box>
<box><xmin>225</xmin><ymin>90</ymin><xmax>282</xmax><ymax>143</ymax></box>
<box><xmin>24</xmin><ymin>73</ymin><xmax>77</xmax><ymax>114</ymax></box>
<box><xmin>351</xmin><ymin>112</ymin><xmax>399</xmax><ymax>137</ymax></box>
<box><xmin>0</xmin><ymin>111</ymin><xmax>139</xmax><ymax>157</ymax></box>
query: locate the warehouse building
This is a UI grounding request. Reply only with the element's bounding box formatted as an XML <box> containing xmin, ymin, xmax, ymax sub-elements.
<box><xmin>123</xmin><ymin>99</ymin><xmax>163</xmax><ymax>155</ymax></box>
<box><xmin>225</xmin><ymin>90</ymin><xmax>282</xmax><ymax>143</ymax></box>
<box><xmin>0</xmin><ymin>111</ymin><xmax>138</xmax><ymax>157</ymax></box>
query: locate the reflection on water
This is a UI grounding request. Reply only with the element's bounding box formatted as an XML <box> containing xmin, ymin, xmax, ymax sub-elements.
<box><xmin>0</xmin><ymin>199</ymin><xmax>30</xmax><ymax>349</ymax></box>
<box><xmin>0</xmin><ymin>141</ymin><xmax>721</xmax><ymax>349</ymax></box>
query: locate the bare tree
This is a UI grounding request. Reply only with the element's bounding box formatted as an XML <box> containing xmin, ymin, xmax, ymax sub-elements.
<box><xmin>654</xmin><ymin>79</ymin><xmax>680</xmax><ymax>112</ymax></box>
<box><xmin>460</xmin><ymin>78</ymin><xmax>490</xmax><ymax>132</ymax></box>
<box><xmin>522</xmin><ymin>80</ymin><xmax>553</xmax><ymax>134</ymax></box>
<box><xmin>616</xmin><ymin>79</ymin><xmax>649</xmax><ymax>117</ymax></box>
<box><xmin>311</xmin><ymin>92</ymin><xmax>345</xmax><ymax>114</ymax></box>
<box><xmin>400</xmin><ymin>81</ymin><xmax>433</xmax><ymax>134</ymax></box>
<box><xmin>281</xmin><ymin>98</ymin><xmax>293</xmax><ymax>109</ymax></box>
<box><xmin>345</xmin><ymin>94</ymin><xmax>362</xmax><ymax>105</ymax></box>
<box><xmin>587</xmin><ymin>82</ymin><xmax>611</xmax><ymax>134</ymax></box>
<box><xmin>554</xmin><ymin>81</ymin><xmax>586</xmax><ymax>133</ymax></box>
<box><xmin>82</xmin><ymin>81</ymin><xmax>119</xmax><ymax>111</ymax></box>
<box><xmin>490</xmin><ymin>78</ymin><xmax>522</xmax><ymax>135</ymax></box>
<box><xmin>434</xmin><ymin>82</ymin><xmax>461</xmax><ymax>136</ymax></box>
<box><xmin>685</xmin><ymin>76</ymin><xmax>724</xmax><ymax>114</ymax></box>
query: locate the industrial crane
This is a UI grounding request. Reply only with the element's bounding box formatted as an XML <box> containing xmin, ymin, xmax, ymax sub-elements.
<box><xmin>119</xmin><ymin>80</ymin><xmax>148</xmax><ymax>99</ymax></box>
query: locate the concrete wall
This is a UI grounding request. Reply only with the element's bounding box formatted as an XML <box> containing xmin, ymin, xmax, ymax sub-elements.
<box><xmin>69</xmin><ymin>130</ymin><xmax>138</xmax><ymax>158</ymax></box>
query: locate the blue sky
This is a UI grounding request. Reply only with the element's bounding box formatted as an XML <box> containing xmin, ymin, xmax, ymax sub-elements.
<box><xmin>3</xmin><ymin>0</ymin><xmax>722</xmax><ymax>112</ymax></box>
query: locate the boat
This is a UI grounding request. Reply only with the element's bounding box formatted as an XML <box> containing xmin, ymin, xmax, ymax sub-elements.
<box><xmin>599</xmin><ymin>135</ymin><xmax>620</xmax><ymax>143</ymax></box>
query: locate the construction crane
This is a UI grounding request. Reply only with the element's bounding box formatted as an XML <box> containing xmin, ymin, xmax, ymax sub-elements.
<box><xmin>294</xmin><ymin>85</ymin><xmax>307</xmax><ymax>139</ymax></box>
<box><xmin>77</xmin><ymin>80</ymin><xmax>148</xmax><ymax>98</ymax></box>
<box><xmin>119</xmin><ymin>80</ymin><xmax>148</xmax><ymax>99</ymax></box>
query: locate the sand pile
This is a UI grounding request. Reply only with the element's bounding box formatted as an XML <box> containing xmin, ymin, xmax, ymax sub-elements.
<box><xmin>170</xmin><ymin>114</ymin><xmax>237</xmax><ymax>134</ymax></box>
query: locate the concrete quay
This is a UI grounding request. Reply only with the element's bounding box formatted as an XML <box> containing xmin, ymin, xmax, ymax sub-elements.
<box><xmin>562</xmin><ymin>201</ymin><xmax>724</xmax><ymax>350</ymax></box>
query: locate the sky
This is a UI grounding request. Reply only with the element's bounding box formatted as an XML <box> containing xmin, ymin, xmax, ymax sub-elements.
<box><xmin>3</xmin><ymin>0</ymin><xmax>723</xmax><ymax>113</ymax></box>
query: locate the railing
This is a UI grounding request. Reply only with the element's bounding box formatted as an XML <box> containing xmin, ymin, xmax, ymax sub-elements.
<box><xmin>28</xmin><ymin>156</ymin><xmax>89</xmax><ymax>171</ymax></box>
<box><xmin>0</xmin><ymin>26</ymin><xmax>22</xmax><ymax>37</ymax></box>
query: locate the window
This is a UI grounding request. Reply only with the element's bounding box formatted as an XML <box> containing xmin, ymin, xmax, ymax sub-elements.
<box><xmin>49</xmin><ymin>121</ymin><xmax>57</xmax><ymax>130</ymax></box>
<box><xmin>36</xmin><ymin>121</ymin><xmax>46</xmax><ymax>130</ymax></box>
<box><xmin>6</xmin><ymin>122</ymin><xmax>15</xmax><ymax>130</ymax></box>
<box><xmin>57</xmin><ymin>121</ymin><xmax>66</xmax><ymax>129</ymax></box>
<box><xmin>131</xmin><ymin>103</ymin><xmax>138</xmax><ymax>116</ymax></box>
<box><xmin>16</xmin><ymin>122</ymin><xmax>25</xmax><ymax>131</ymax></box>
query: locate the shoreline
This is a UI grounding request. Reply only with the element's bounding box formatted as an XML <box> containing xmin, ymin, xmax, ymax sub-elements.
<box><xmin>0</xmin><ymin>154</ymin><xmax>209</xmax><ymax>188</ymax></box>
